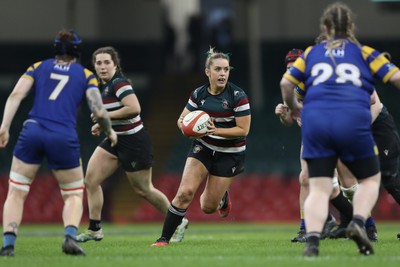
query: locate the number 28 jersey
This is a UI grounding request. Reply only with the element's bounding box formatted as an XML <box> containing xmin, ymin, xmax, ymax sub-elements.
<box><xmin>284</xmin><ymin>39</ymin><xmax>399</xmax><ymax>110</ymax></box>
<box><xmin>23</xmin><ymin>58</ymin><xmax>98</xmax><ymax>136</ymax></box>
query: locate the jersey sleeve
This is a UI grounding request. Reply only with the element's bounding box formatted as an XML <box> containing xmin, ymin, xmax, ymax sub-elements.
<box><xmin>362</xmin><ymin>46</ymin><xmax>400</xmax><ymax>83</ymax></box>
<box><xmin>112</xmin><ymin>78</ymin><xmax>134</xmax><ymax>100</ymax></box>
<box><xmin>294</xmin><ymin>82</ymin><xmax>305</xmax><ymax>101</ymax></box>
<box><xmin>186</xmin><ymin>87</ymin><xmax>201</xmax><ymax>111</ymax></box>
<box><xmin>84</xmin><ymin>68</ymin><xmax>99</xmax><ymax>91</ymax></box>
<box><xmin>21</xmin><ymin>61</ymin><xmax>43</xmax><ymax>82</ymax></box>
<box><xmin>233</xmin><ymin>89</ymin><xmax>251</xmax><ymax>117</ymax></box>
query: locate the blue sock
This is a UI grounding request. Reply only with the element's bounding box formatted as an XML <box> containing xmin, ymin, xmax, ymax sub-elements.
<box><xmin>3</xmin><ymin>232</ymin><xmax>16</xmax><ymax>248</ymax></box>
<box><xmin>300</xmin><ymin>219</ymin><xmax>306</xmax><ymax>230</ymax></box>
<box><xmin>365</xmin><ymin>216</ymin><xmax>375</xmax><ymax>228</ymax></box>
<box><xmin>65</xmin><ymin>225</ymin><xmax>78</xmax><ymax>239</ymax></box>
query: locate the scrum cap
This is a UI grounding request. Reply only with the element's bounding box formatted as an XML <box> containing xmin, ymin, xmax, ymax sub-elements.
<box><xmin>285</xmin><ymin>48</ymin><xmax>303</xmax><ymax>65</ymax></box>
<box><xmin>54</xmin><ymin>30</ymin><xmax>82</xmax><ymax>58</ymax></box>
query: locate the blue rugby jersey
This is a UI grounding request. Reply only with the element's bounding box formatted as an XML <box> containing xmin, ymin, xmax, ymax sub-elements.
<box><xmin>23</xmin><ymin>59</ymin><xmax>98</xmax><ymax>136</ymax></box>
<box><xmin>185</xmin><ymin>82</ymin><xmax>251</xmax><ymax>153</ymax></box>
<box><xmin>284</xmin><ymin>39</ymin><xmax>399</xmax><ymax>110</ymax></box>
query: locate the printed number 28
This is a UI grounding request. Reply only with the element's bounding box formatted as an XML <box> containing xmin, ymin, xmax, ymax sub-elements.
<box><xmin>312</xmin><ymin>62</ymin><xmax>362</xmax><ymax>87</ymax></box>
<box><xmin>49</xmin><ymin>73</ymin><xmax>69</xmax><ymax>100</ymax></box>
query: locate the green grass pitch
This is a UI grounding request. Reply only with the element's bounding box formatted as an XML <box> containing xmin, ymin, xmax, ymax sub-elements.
<box><xmin>2</xmin><ymin>222</ymin><xmax>400</xmax><ymax>267</ymax></box>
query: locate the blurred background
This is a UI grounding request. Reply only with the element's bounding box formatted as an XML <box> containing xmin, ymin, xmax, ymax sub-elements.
<box><xmin>0</xmin><ymin>0</ymin><xmax>400</xmax><ymax>223</ymax></box>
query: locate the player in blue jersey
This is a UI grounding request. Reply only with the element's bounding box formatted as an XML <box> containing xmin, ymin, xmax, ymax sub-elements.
<box><xmin>0</xmin><ymin>30</ymin><xmax>117</xmax><ymax>257</ymax></box>
<box><xmin>276</xmin><ymin>48</ymin><xmax>353</xmax><ymax>242</ymax></box>
<box><xmin>280</xmin><ymin>2</ymin><xmax>400</xmax><ymax>256</ymax></box>
<box><xmin>152</xmin><ymin>47</ymin><xmax>251</xmax><ymax>246</ymax></box>
<box><xmin>76</xmin><ymin>46</ymin><xmax>188</xmax><ymax>243</ymax></box>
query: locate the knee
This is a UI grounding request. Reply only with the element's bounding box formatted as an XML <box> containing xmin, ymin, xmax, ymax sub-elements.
<box><xmin>200</xmin><ymin>204</ymin><xmax>217</xmax><ymax>214</ymax></box>
<box><xmin>299</xmin><ymin>170</ymin><xmax>309</xmax><ymax>186</ymax></box>
<box><xmin>174</xmin><ymin>189</ymin><xmax>195</xmax><ymax>206</ymax></box>
<box><xmin>199</xmin><ymin>194</ymin><xmax>219</xmax><ymax>214</ymax></box>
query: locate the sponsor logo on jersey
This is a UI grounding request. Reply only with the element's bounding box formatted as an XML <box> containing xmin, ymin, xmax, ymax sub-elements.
<box><xmin>324</xmin><ymin>49</ymin><xmax>345</xmax><ymax>58</ymax></box>
<box><xmin>193</xmin><ymin>145</ymin><xmax>203</xmax><ymax>153</ymax></box>
<box><xmin>384</xmin><ymin>149</ymin><xmax>389</xmax><ymax>156</ymax></box>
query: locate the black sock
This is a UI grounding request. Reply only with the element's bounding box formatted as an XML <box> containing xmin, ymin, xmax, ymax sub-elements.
<box><xmin>330</xmin><ymin>192</ymin><xmax>353</xmax><ymax>225</ymax></box>
<box><xmin>338</xmin><ymin>211</ymin><xmax>350</xmax><ymax>227</ymax></box>
<box><xmin>89</xmin><ymin>219</ymin><xmax>102</xmax><ymax>231</ymax></box>
<box><xmin>161</xmin><ymin>204</ymin><xmax>187</xmax><ymax>241</ymax></box>
<box><xmin>382</xmin><ymin>174</ymin><xmax>400</xmax><ymax>205</ymax></box>
<box><xmin>352</xmin><ymin>215</ymin><xmax>366</xmax><ymax>228</ymax></box>
<box><xmin>306</xmin><ymin>232</ymin><xmax>320</xmax><ymax>247</ymax></box>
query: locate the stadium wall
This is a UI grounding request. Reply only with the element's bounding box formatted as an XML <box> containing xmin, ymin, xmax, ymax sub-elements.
<box><xmin>0</xmin><ymin>173</ymin><xmax>399</xmax><ymax>223</ymax></box>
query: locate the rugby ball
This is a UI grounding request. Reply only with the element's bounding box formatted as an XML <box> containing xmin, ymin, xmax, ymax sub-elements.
<box><xmin>181</xmin><ymin>110</ymin><xmax>210</xmax><ymax>138</ymax></box>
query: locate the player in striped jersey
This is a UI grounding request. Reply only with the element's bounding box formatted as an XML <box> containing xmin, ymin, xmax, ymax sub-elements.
<box><xmin>152</xmin><ymin>47</ymin><xmax>251</xmax><ymax>246</ymax></box>
<box><xmin>77</xmin><ymin>46</ymin><xmax>188</xmax><ymax>243</ymax></box>
<box><xmin>280</xmin><ymin>2</ymin><xmax>400</xmax><ymax>256</ymax></box>
<box><xmin>0</xmin><ymin>30</ymin><xmax>116</xmax><ymax>256</ymax></box>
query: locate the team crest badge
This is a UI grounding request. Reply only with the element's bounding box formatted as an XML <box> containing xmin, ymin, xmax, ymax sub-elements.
<box><xmin>222</xmin><ymin>99</ymin><xmax>229</xmax><ymax>109</ymax></box>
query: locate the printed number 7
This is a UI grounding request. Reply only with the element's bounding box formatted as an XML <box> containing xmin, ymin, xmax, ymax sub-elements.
<box><xmin>49</xmin><ymin>73</ymin><xmax>69</xmax><ymax>100</ymax></box>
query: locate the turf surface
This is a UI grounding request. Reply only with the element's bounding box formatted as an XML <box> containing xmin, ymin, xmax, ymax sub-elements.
<box><xmin>1</xmin><ymin>222</ymin><xmax>400</xmax><ymax>267</ymax></box>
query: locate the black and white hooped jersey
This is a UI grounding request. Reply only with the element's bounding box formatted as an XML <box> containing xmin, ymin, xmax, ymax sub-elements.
<box><xmin>185</xmin><ymin>82</ymin><xmax>251</xmax><ymax>153</ymax></box>
<box><xmin>100</xmin><ymin>72</ymin><xmax>143</xmax><ymax>135</ymax></box>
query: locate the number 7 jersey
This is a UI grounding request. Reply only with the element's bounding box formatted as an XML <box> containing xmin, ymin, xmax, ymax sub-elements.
<box><xmin>22</xmin><ymin>59</ymin><xmax>99</xmax><ymax>136</ymax></box>
<box><xmin>284</xmin><ymin>39</ymin><xmax>399</xmax><ymax>109</ymax></box>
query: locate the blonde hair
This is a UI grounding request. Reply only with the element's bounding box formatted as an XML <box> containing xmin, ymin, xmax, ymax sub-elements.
<box><xmin>320</xmin><ymin>2</ymin><xmax>360</xmax><ymax>65</ymax></box>
<box><xmin>205</xmin><ymin>47</ymin><xmax>231</xmax><ymax>69</ymax></box>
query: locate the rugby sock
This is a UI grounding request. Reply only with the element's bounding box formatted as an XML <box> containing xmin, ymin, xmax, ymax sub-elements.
<box><xmin>365</xmin><ymin>216</ymin><xmax>376</xmax><ymax>228</ymax></box>
<box><xmin>65</xmin><ymin>225</ymin><xmax>78</xmax><ymax>239</ymax></box>
<box><xmin>338</xmin><ymin>211</ymin><xmax>350</xmax><ymax>227</ymax></box>
<box><xmin>306</xmin><ymin>232</ymin><xmax>320</xmax><ymax>247</ymax></box>
<box><xmin>89</xmin><ymin>219</ymin><xmax>102</xmax><ymax>231</ymax></box>
<box><xmin>382</xmin><ymin>174</ymin><xmax>400</xmax><ymax>205</ymax></box>
<box><xmin>161</xmin><ymin>204</ymin><xmax>187</xmax><ymax>241</ymax></box>
<box><xmin>330</xmin><ymin>192</ymin><xmax>353</xmax><ymax>223</ymax></box>
<box><xmin>3</xmin><ymin>232</ymin><xmax>16</xmax><ymax>248</ymax></box>
<box><xmin>300</xmin><ymin>210</ymin><xmax>306</xmax><ymax>230</ymax></box>
<box><xmin>352</xmin><ymin>215</ymin><xmax>365</xmax><ymax>228</ymax></box>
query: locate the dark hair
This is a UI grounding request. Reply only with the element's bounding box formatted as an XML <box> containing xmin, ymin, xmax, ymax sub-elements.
<box><xmin>54</xmin><ymin>29</ymin><xmax>82</xmax><ymax>58</ymax></box>
<box><xmin>285</xmin><ymin>48</ymin><xmax>303</xmax><ymax>65</ymax></box>
<box><xmin>205</xmin><ymin>47</ymin><xmax>230</xmax><ymax>69</ymax></box>
<box><xmin>92</xmin><ymin>46</ymin><xmax>122</xmax><ymax>73</ymax></box>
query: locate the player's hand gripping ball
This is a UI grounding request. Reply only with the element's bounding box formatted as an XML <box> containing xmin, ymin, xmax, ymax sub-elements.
<box><xmin>181</xmin><ymin>110</ymin><xmax>210</xmax><ymax>138</ymax></box>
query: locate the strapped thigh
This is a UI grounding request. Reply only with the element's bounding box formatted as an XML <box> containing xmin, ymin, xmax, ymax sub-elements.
<box><xmin>9</xmin><ymin>171</ymin><xmax>33</xmax><ymax>192</ymax></box>
<box><xmin>59</xmin><ymin>179</ymin><xmax>84</xmax><ymax>196</ymax></box>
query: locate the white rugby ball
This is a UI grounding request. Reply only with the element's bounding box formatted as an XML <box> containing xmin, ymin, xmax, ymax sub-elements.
<box><xmin>181</xmin><ymin>110</ymin><xmax>210</xmax><ymax>138</ymax></box>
